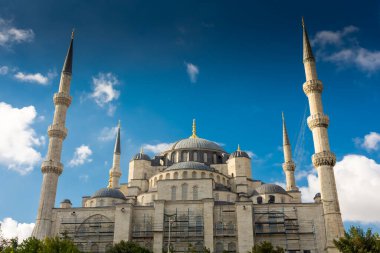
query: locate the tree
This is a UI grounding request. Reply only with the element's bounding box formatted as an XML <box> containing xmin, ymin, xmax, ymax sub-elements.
<box><xmin>106</xmin><ymin>240</ymin><xmax>152</xmax><ymax>253</ymax></box>
<box><xmin>251</xmin><ymin>241</ymin><xmax>285</xmax><ymax>253</ymax></box>
<box><xmin>0</xmin><ymin>236</ymin><xmax>80</xmax><ymax>253</ymax></box>
<box><xmin>334</xmin><ymin>226</ymin><xmax>380</xmax><ymax>253</ymax></box>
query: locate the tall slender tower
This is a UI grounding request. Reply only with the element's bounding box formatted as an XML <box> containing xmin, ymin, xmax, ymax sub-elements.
<box><xmin>32</xmin><ymin>32</ymin><xmax>74</xmax><ymax>239</ymax></box>
<box><xmin>282</xmin><ymin>113</ymin><xmax>298</xmax><ymax>191</ymax></box>
<box><xmin>108</xmin><ymin>121</ymin><xmax>122</xmax><ymax>188</ymax></box>
<box><xmin>301</xmin><ymin>18</ymin><xmax>344</xmax><ymax>252</ymax></box>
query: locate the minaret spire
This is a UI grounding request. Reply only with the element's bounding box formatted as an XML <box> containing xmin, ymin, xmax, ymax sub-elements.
<box><xmin>190</xmin><ymin>118</ymin><xmax>198</xmax><ymax>138</ymax></box>
<box><xmin>33</xmin><ymin>31</ymin><xmax>74</xmax><ymax>239</ymax></box>
<box><xmin>302</xmin><ymin>18</ymin><xmax>344</xmax><ymax>252</ymax></box>
<box><xmin>109</xmin><ymin>122</ymin><xmax>122</xmax><ymax>188</ymax></box>
<box><xmin>281</xmin><ymin>113</ymin><xmax>297</xmax><ymax>191</ymax></box>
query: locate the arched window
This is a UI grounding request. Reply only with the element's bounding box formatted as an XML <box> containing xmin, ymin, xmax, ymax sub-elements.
<box><xmin>182</xmin><ymin>171</ymin><xmax>188</xmax><ymax>179</ymax></box>
<box><xmin>91</xmin><ymin>243</ymin><xmax>99</xmax><ymax>252</ymax></box>
<box><xmin>171</xmin><ymin>186</ymin><xmax>177</xmax><ymax>201</ymax></box>
<box><xmin>257</xmin><ymin>196</ymin><xmax>263</xmax><ymax>204</ymax></box>
<box><xmin>182</xmin><ymin>151</ymin><xmax>188</xmax><ymax>162</ymax></box>
<box><xmin>222</xmin><ymin>177</ymin><xmax>226</xmax><ymax>184</ymax></box>
<box><xmin>165</xmin><ymin>173</ymin><xmax>170</xmax><ymax>179</ymax></box>
<box><xmin>174</xmin><ymin>172</ymin><xmax>178</xmax><ymax>179</ymax></box>
<box><xmin>181</xmin><ymin>183</ymin><xmax>188</xmax><ymax>200</ymax></box>
<box><xmin>192</xmin><ymin>171</ymin><xmax>197</xmax><ymax>178</ymax></box>
<box><xmin>193</xmin><ymin>186</ymin><xmax>199</xmax><ymax>200</ymax></box>
<box><xmin>269</xmin><ymin>195</ymin><xmax>275</xmax><ymax>204</ymax></box>
<box><xmin>203</xmin><ymin>153</ymin><xmax>208</xmax><ymax>163</ymax></box>
<box><xmin>194</xmin><ymin>152</ymin><xmax>198</xmax><ymax>161</ymax></box>
<box><xmin>105</xmin><ymin>243</ymin><xmax>113</xmax><ymax>251</ymax></box>
<box><xmin>159</xmin><ymin>175</ymin><xmax>163</xmax><ymax>180</ymax></box>
<box><xmin>228</xmin><ymin>242</ymin><xmax>236</xmax><ymax>252</ymax></box>
<box><xmin>216</xmin><ymin>242</ymin><xmax>224</xmax><ymax>253</ymax></box>
<box><xmin>216</xmin><ymin>175</ymin><xmax>221</xmax><ymax>183</ymax></box>
<box><xmin>209</xmin><ymin>173</ymin><xmax>214</xmax><ymax>179</ymax></box>
<box><xmin>171</xmin><ymin>152</ymin><xmax>176</xmax><ymax>162</ymax></box>
<box><xmin>201</xmin><ymin>172</ymin><xmax>206</xmax><ymax>178</ymax></box>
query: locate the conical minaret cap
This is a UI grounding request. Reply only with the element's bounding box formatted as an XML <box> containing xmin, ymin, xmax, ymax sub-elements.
<box><xmin>302</xmin><ymin>17</ymin><xmax>315</xmax><ymax>62</ymax></box>
<box><xmin>62</xmin><ymin>30</ymin><xmax>74</xmax><ymax>74</ymax></box>
<box><xmin>114</xmin><ymin>121</ymin><xmax>121</xmax><ymax>154</ymax></box>
<box><xmin>282</xmin><ymin>112</ymin><xmax>290</xmax><ymax>146</ymax></box>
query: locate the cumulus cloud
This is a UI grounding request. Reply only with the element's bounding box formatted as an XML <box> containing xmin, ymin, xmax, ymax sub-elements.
<box><xmin>313</xmin><ymin>26</ymin><xmax>380</xmax><ymax>72</ymax></box>
<box><xmin>185</xmin><ymin>62</ymin><xmax>199</xmax><ymax>83</ymax></box>
<box><xmin>299</xmin><ymin>154</ymin><xmax>380</xmax><ymax>224</ymax></box>
<box><xmin>69</xmin><ymin>145</ymin><xmax>93</xmax><ymax>167</ymax></box>
<box><xmin>0</xmin><ymin>66</ymin><xmax>9</xmax><ymax>75</ymax></box>
<box><xmin>14</xmin><ymin>72</ymin><xmax>48</xmax><ymax>85</ymax></box>
<box><xmin>98</xmin><ymin>126</ymin><xmax>118</xmax><ymax>141</ymax></box>
<box><xmin>91</xmin><ymin>73</ymin><xmax>120</xmax><ymax>106</ymax></box>
<box><xmin>143</xmin><ymin>142</ymin><xmax>174</xmax><ymax>154</ymax></box>
<box><xmin>360</xmin><ymin>132</ymin><xmax>380</xmax><ymax>151</ymax></box>
<box><xmin>0</xmin><ymin>217</ymin><xmax>34</xmax><ymax>243</ymax></box>
<box><xmin>0</xmin><ymin>18</ymin><xmax>34</xmax><ymax>48</ymax></box>
<box><xmin>0</xmin><ymin>102</ymin><xmax>43</xmax><ymax>175</ymax></box>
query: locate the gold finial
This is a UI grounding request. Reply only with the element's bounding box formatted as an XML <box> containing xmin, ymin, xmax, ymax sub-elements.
<box><xmin>71</xmin><ymin>28</ymin><xmax>75</xmax><ymax>39</ymax></box>
<box><xmin>140</xmin><ymin>147</ymin><xmax>144</xmax><ymax>154</ymax></box>
<box><xmin>237</xmin><ymin>144</ymin><xmax>241</xmax><ymax>152</ymax></box>
<box><xmin>301</xmin><ymin>17</ymin><xmax>305</xmax><ymax>27</ymax></box>
<box><xmin>190</xmin><ymin>118</ymin><xmax>198</xmax><ymax>138</ymax></box>
<box><xmin>107</xmin><ymin>177</ymin><xmax>112</xmax><ymax>188</ymax></box>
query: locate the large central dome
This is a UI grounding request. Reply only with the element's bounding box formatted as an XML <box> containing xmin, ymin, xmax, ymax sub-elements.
<box><xmin>169</xmin><ymin>137</ymin><xmax>224</xmax><ymax>152</ymax></box>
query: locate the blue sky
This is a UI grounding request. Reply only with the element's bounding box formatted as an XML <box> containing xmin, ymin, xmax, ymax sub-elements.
<box><xmin>0</xmin><ymin>0</ymin><xmax>380</xmax><ymax>239</ymax></box>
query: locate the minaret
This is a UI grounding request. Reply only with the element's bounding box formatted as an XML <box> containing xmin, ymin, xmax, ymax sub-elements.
<box><xmin>32</xmin><ymin>31</ymin><xmax>74</xmax><ymax>239</ymax></box>
<box><xmin>301</xmin><ymin>18</ymin><xmax>344</xmax><ymax>251</ymax></box>
<box><xmin>282</xmin><ymin>113</ymin><xmax>298</xmax><ymax>191</ymax></box>
<box><xmin>108</xmin><ymin>121</ymin><xmax>122</xmax><ymax>188</ymax></box>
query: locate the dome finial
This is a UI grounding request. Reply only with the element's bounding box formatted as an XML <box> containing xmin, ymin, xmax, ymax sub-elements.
<box><xmin>237</xmin><ymin>144</ymin><xmax>241</xmax><ymax>152</ymax></box>
<box><xmin>190</xmin><ymin>118</ymin><xmax>198</xmax><ymax>138</ymax></box>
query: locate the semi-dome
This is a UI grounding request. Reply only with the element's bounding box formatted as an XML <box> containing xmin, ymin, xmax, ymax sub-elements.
<box><xmin>92</xmin><ymin>188</ymin><xmax>127</xmax><ymax>200</ymax></box>
<box><xmin>169</xmin><ymin>137</ymin><xmax>224</xmax><ymax>152</ymax></box>
<box><xmin>255</xmin><ymin>184</ymin><xmax>287</xmax><ymax>195</ymax></box>
<box><xmin>166</xmin><ymin>161</ymin><xmax>213</xmax><ymax>171</ymax></box>
<box><xmin>132</xmin><ymin>152</ymin><xmax>151</xmax><ymax>161</ymax></box>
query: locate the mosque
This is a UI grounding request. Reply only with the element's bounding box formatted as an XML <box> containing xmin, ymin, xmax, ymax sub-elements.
<box><xmin>31</xmin><ymin>19</ymin><xmax>345</xmax><ymax>253</ymax></box>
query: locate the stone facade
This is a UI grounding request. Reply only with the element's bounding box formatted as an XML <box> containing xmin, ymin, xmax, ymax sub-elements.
<box><xmin>32</xmin><ymin>19</ymin><xmax>345</xmax><ymax>253</ymax></box>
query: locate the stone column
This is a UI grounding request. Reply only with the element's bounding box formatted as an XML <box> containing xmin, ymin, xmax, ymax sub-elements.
<box><xmin>203</xmin><ymin>199</ymin><xmax>214</xmax><ymax>252</ymax></box>
<box><xmin>113</xmin><ymin>204</ymin><xmax>133</xmax><ymax>242</ymax></box>
<box><xmin>236</xmin><ymin>202</ymin><xmax>254</xmax><ymax>253</ymax></box>
<box><xmin>153</xmin><ymin>200</ymin><xmax>165</xmax><ymax>253</ymax></box>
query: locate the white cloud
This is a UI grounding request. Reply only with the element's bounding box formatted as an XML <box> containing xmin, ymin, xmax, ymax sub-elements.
<box><xmin>360</xmin><ymin>132</ymin><xmax>380</xmax><ymax>151</ymax></box>
<box><xmin>0</xmin><ymin>102</ymin><xmax>43</xmax><ymax>175</ymax></box>
<box><xmin>313</xmin><ymin>26</ymin><xmax>380</xmax><ymax>72</ymax></box>
<box><xmin>14</xmin><ymin>72</ymin><xmax>49</xmax><ymax>85</ymax></box>
<box><xmin>185</xmin><ymin>62</ymin><xmax>199</xmax><ymax>83</ymax></box>
<box><xmin>0</xmin><ymin>66</ymin><xmax>9</xmax><ymax>75</ymax></box>
<box><xmin>0</xmin><ymin>19</ymin><xmax>34</xmax><ymax>47</ymax></box>
<box><xmin>299</xmin><ymin>154</ymin><xmax>380</xmax><ymax>223</ymax></box>
<box><xmin>0</xmin><ymin>217</ymin><xmax>34</xmax><ymax>243</ymax></box>
<box><xmin>246</xmin><ymin>151</ymin><xmax>257</xmax><ymax>159</ymax></box>
<box><xmin>69</xmin><ymin>145</ymin><xmax>93</xmax><ymax>167</ymax></box>
<box><xmin>91</xmin><ymin>73</ymin><xmax>120</xmax><ymax>107</ymax></box>
<box><xmin>98</xmin><ymin>126</ymin><xmax>118</xmax><ymax>141</ymax></box>
<box><xmin>143</xmin><ymin>142</ymin><xmax>174</xmax><ymax>154</ymax></box>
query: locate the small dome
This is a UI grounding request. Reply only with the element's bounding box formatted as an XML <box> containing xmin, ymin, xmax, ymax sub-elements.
<box><xmin>132</xmin><ymin>152</ymin><xmax>151</xmax><ymax>161</ymax></box>
<box><xmin>314</xmin><ymin>193</ymin><xmax>321</xmax><ymax>199</ymax></box>
<box><xmin>92</xmin><ymin>188</ymin><xmax>127</xmax><ymax>200</ymax></box>
<box><xmin>169</xmin><ymin>138</ymin><xmax>224</xmax><ymax>152</ymax></box>
<box><xmin>61</xmin><ymin>199</ymin><xmax>72</xmax><ymax>204</ymax></box>
<box><xmin>229</xmin><ymin>150</ymin><xmax>250</xmax><ymax>159</ymax></box>
<box><xmin>255</xmin><ymin>184</ymin><xmax>287</xmax><ymax>195</ymax></box>
<box><xmin>166</xmin><ymin>161</ymin><xmax>213</xmax><ymax>171</ymax></box>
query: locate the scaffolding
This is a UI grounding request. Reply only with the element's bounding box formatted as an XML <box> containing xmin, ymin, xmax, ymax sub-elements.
<box><xmin>254</xmin><ymin>206</ymin><xmax>317</xmax><ymax>253</ymax></box>
<box><xmin>214</xmin><ymin>204</ymin><xmax>237</xmax><ymax>253</ymax></box>
<box><xmin>131</xmin><ymin>213</ymin><xmax>154</xmax><ymax>250</ymax></box>
<box><xmin>59</xmin><ymin>214</ymin><xmax>114</xmax><ymax>253</ymax></box>
<box><xmin>163</xmin><ymin>208</ymin><xmax>204</xmax><ymax>253</ymax></box>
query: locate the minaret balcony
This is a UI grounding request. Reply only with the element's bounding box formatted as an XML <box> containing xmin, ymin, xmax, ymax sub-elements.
<box><xmin>303</xmin><ymin>79</ymin><xmax>323</xmax><ymax>95</ymax></box>
<box><xmin>282</xmin><ymin>161</ymin><xmax>295</xmax><ymax>171</ymax></box>
<box><xmin>48</xmin><ymin>124</ymin><xmax>68</xmax><ymax>139</ymax></box>
<box><xmin>312</xmin><ymin>151</ymin><xmax>336</xmax><ymax>168</ymax></box>
<box><xmin>307</xmin><ymin>113</ymin><xmax>330</xmax><ymax>130</ymax></box>
<box><xmin>41</xmin><ymin>160</ymin><xmax>63</xmax><ymax>175</ymax></box>
<box><xmin>53</xmin><ymin>92</ymin><xmax>72</xmax><ymax>107</ymax></box>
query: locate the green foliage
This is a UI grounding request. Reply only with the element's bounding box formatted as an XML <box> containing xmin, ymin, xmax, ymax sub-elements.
<box><xmin>333</xmin><ymin>226</ymin><xmax>380</xmax><ymax>253</ymax></box>
<box><xmin>106</xmin><ymin>240</ymin><xmax>152</xmax><ymax>253</ymax></box>
<box><xmin>251</xmin><ymin>241</ymin><xmax>285</xmax><ymax>253</ymax></box>
<box><xmin>0</xmin><ymin>236</ymin><xmax>80</xmax><ymax>253</ymax></box>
